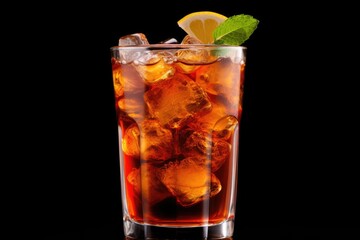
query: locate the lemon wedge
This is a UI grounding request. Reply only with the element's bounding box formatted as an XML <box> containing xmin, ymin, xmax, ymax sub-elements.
<box><xmin>177</xmin><ymin>11</ymin><xmax>228</xmax><ymax>44</ymax></box>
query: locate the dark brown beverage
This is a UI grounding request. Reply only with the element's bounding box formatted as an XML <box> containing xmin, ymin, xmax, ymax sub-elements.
<box><xmin>111</xmin><ymin>45</ymin><xmax>245</xmax><ymax>227</ymax></box>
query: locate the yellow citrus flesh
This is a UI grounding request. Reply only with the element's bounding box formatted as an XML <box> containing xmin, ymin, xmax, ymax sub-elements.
<box><xmin>177</xmin><ymin>11</ymin><xmax>228</xmax><ymax>44</ymax></box>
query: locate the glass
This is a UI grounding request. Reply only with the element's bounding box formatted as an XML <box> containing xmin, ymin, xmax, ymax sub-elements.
<box><xmin>110</xmin><ymin>43</ymin><xmax>246</xmax><ymax>239</ymax></box>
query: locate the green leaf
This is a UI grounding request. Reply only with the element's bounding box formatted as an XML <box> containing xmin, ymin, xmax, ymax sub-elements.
<box><xmin>213</xmin><ymin>14</ymin><xmax>259</xmax><ymax>45</ymax></box>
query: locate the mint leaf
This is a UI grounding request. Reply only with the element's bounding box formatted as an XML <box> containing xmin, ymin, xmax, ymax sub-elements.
<box><xmin>213</xmin><ymin>14</ymin><xmax>259</xmax><ymax>45</ymax></box>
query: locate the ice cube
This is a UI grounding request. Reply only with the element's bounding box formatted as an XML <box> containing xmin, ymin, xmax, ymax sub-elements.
<box><xmin>139</xmin><ymin>119</ymin><xmax>173</xmax><ymax>161</ymax></box>
<box><xmin>117</xmin><ymin>33</ymin><xmax>149</xmax><ymax>63</ymax></box>
<box><xmin>175</xmin><ymin>46</ymin><xmax>216</xmax><ymax>65</ymax></box>
<box><xmin>174</xmin><ymin>61</ymin><xmax>200</xmax><ymax>74</ymax></box>
<box><xmin>115</xmin><ymin>64</ymin><xmax>147</xmax><ymax>121</ymax></box>
<box><xmin>135</xmin><ymin>57</ymin><xmax>175</xmax><ymax>84</ymax></box>
<box><xmin>122</xmin><ymin>123</ymin><xmax>140</xmax><ymax>157</ymax></box>
<box><xmin>111</xmin><ymin>59</ymin><xmax>124</xmax><ymax>97</ymax></box>
<box><xmin>117</xmin><ymin>97</ymin><xmax>145</xmax><ymax>122</ymax></box>
<box><xmin>114</xmin><ymin>63</ymin><xmax>146</xmax><ymax>97</ymax></box>
<box><xmin>118</xmin><ymin>33</ymin><xmax>149</xmax><ymax>46</ymax></box>
<box><xmin>174</xmin><ymin>36</ymin><xmax>217</xmax><ymax>74</ymax></box>
<box><xmin>195</xmin><ymin>58</ymin><xmax>241</xmax><ymax>113</ymax></box>
<box><xmin>180</xmin><ymin>129</ymin><xmax>231</xmax><ymax>172</ymax></box>
<box><xmin>212</xmin><ymin>115</ymin><xmax>239</xmax><ymax>140</ymax></box>
<box><xmin>181</xmin><ymin>131</ymin><xmax>212</xmax><ymax>158</ymax></box>
<box><xmin>180</xmin><ymin>35</ymin><xmax>202</xmax><ymax>44</ymax></box>
<box><xmin>121</xmin><ymin>115</ymin><xmax>174</xmax><ymax>161</ymax></box>
<box><xmin>189</xmin><ymin>100</ymin><xmax>228</xmax><ymax>132</ymax></box>
<box><xmin>112</xmin><ymin>51</ymin><xmax>146</xmax><ymax>98</ymax></box>
<box><xmin>145</xmin><ymin>73</ymin><xmax>212</xmax><ymax>129</ymax></box>
<box><xmin>159</xmin><ymin>157</ymin><xmax>222</xmax><ymax>207</ymax></box>
<box><xmin>211</xmin><ymin>140</ymin><xmax>231</xmax><ymax>172</ymax></box>
<box><xmin>127</xmin><ymin>163</ymin><xmax>172</xmax><ymax>205</ymax></box>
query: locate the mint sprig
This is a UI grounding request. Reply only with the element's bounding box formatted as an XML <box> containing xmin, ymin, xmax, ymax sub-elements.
<box><xmin>213</xmin><ymin>14</ymin><xmax>259</xmax><ymax>45</ymax></box>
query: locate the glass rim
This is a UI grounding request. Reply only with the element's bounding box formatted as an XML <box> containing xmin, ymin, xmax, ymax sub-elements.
<box><xmin>110</xmin><ymin>44</ymin><xmax>247</xmax><ymax>51</ymax></box>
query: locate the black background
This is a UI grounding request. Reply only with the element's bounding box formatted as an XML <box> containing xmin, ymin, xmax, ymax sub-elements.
<box><xmin>5</xmin><ymin>0</ymin><xmax>359</xmax><ymax>239</ymax></box>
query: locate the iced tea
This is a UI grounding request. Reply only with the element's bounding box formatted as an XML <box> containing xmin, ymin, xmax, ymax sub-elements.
<box><xmin>111</xmin><ymin>41</ymin><xmax>246</xmax><ymax>229</ymax></box>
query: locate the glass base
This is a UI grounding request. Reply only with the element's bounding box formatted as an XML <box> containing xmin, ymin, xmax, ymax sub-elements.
<box><xmin>123</xmin><ymin>217</ymin><xmax>234</xmax><ymax>239</ymax></box>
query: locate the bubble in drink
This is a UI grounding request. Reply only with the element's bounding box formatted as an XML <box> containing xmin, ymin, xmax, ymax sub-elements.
<box><xmin>159</xmin><ymin>157</ymin><xmax>222</xmax><ymax>207</ymax></box>
<box><xmin>144</xmin><ymin>72</ymin><xmax>212</xmax><ymax>129</ymax></box>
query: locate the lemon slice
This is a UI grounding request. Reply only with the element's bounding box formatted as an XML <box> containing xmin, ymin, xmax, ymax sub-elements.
<box><xmin>177</xmin><ymin>11</ymin><xmax>228</xmax><ymax>44</ymax></box>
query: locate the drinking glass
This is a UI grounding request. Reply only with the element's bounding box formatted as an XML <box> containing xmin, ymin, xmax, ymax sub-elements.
<box><xmin>110</xmin><ymin>43</ymin><xmax>246</xmax><ymax>239</ymax></box>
